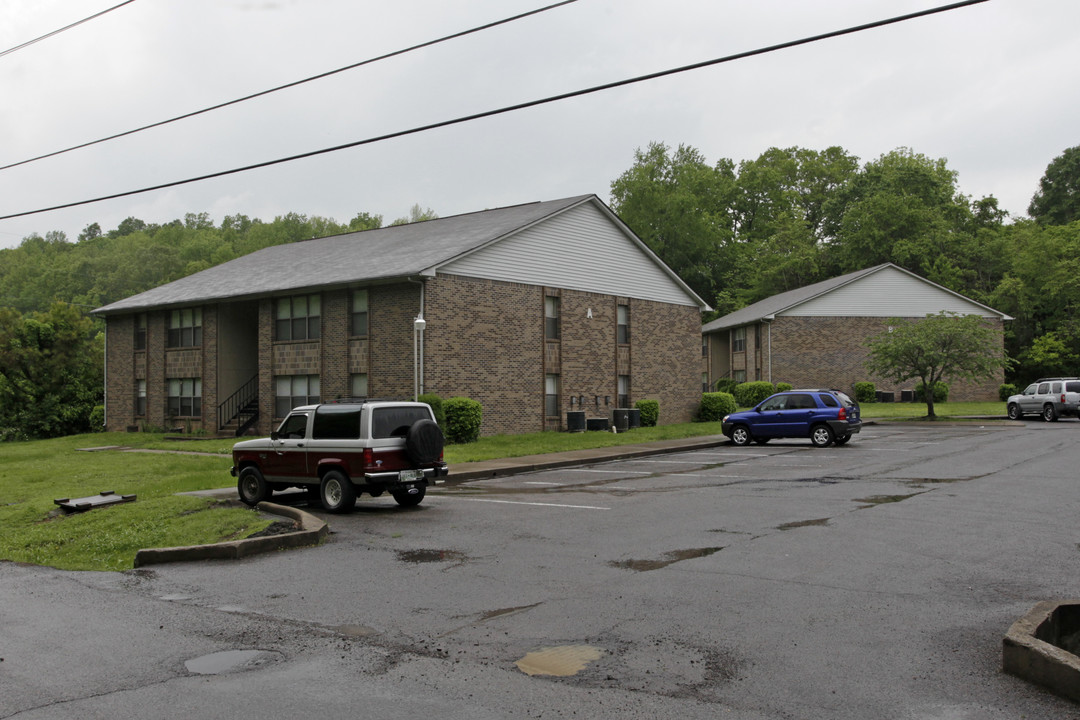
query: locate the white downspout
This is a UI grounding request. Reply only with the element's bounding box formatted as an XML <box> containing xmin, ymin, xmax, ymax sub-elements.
<box><xmin>409</xmin><ymin>278</ymin><xmax>426</xmax><ymax>400</ymax></box>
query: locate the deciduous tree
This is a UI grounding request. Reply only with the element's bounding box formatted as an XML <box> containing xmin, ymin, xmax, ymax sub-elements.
<box><xmin>864</xmin><ymin>312</ymin><xmax>1012</xmax><ymax>418</ymax></box>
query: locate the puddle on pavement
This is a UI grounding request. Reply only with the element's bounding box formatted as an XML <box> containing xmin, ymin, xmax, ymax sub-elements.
<box><xmin>515</xmin><ymin>644</ymin><xmax>605</xmax><ymax>676</ymax></box>
<box><xmin>854</xmin><ymin>492</ymin><xmax>925</xmax><ymax>507</ymax></box>
<box><xmin>776</xmin><ymin>518</ymin><xmax>829</xmax><ymax>530</ymax></box>
<box><xmin>184</xmin><ymin>649</ymin><xmax>281</xmax><ymax>675</ymax></box>
<box><xmin>609</xmin><ymin>547</ymin><xmax>723</xmax><ymax>572</ymax></box>
<box><xmin>904</xmin><ymin>477</ymin><xmax>971</xmax><ymax>486</ymax></box>
<box><xmin>397</xmin><ymin>549</ymin><xmax>468</xmax><ymax>564</ymax></box>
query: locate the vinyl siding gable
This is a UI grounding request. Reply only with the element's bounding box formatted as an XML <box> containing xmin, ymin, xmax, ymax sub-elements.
<box><xmin>780</xmin><ymin>266</ymin><xmax>999</xmax><ymax>318</ymax></box>
<box><xmin>438</xmin><ymin>203</ymin><xmax>699</xmax><ymax>306</ymax></box>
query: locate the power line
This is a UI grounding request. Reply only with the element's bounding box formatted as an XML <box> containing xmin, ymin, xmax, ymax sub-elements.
<box><xmin>0</xmin><ymin>0</ymin><xmax>579</xmax><ymax>172</ymax></box>
<box><xmin>0</xmin><ymin>0</ymin><xmax>989</xmax><ymax>222</ymax></box>
<box><xmin>0</xmin><ymin>1</ymin><xmax>139</xmax><ymax>59</ymax></box>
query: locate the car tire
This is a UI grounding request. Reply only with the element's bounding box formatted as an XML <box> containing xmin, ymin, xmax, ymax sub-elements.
<box><xmin>810</xmin><ymin>424</ymin><xmax>834</xmax><ymax>447</ymax></box>
<box><xmin>320</xmin><ymin>470</ymin><xmax>356</xmax><ymax>513</ymax></box>
<box><xmin>237</xmin><ymin>466</ymin><xmax>270</xmax><ymax>506</ymax></box>
<box><xmin>392</xmin><ymin>484</ymin><xmax>426</xmax><ymax>508</ymax></box>
<box><xmin>1042</xmin><ymin>404</ymin><xmax>1058</xmax><ymax>422</ymax></box>
<box><xmin>405</xmin><ymin>419</ymin><xmax>444</xmax><ymax>465</ymax></box>
<box><xmin>835</xmin><ymin>434</ymin><xmax>851</xmax><ymax>446</ymax></box>
<box><xmin>731</xmin><ymin>425</ymin><xmax>752</xmax><ymax>446</ymax></box>
<box><xmin>1007</xmin><ymin>404</ymin><xmax>1022</xmax><ymax>421</ymax></box>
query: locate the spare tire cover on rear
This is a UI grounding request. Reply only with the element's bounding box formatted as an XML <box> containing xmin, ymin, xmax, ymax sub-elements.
<box><xmin>405</xmin><ymin>419</ymin><xmax>444</xmax><ymax>465</ymax></box>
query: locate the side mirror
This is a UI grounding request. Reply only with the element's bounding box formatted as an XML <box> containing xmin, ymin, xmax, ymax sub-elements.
<box><xmin>270</xmin><ymin>431</ymin><xmax>279</xmax><ymax>441</ymax></box>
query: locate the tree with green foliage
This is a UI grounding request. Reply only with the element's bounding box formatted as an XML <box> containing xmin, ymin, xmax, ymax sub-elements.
<box><xmin>864</xmin><ymin>312</ymin><xmax>1012</xmax><ymax>418</ymax></box>
<box><xmin>0</xmin><ymin>303</ymin><xmax>103</xmax><ymax>440</ymax></box>
<box><xmin>610</xmin><ymin>142</ymin><xmax>740</xmax><ymax>314</ymax></box>
<box><xmin>1029</xmin><ymin>145</ymin><xmax>1080</xmax><ymax>225</ymax></box>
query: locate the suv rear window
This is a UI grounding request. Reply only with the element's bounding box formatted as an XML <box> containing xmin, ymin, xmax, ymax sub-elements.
<box><xmin>1069</xmin><ymin>382</ymin><xmax>1080</xmax><ymax>393</ymax></box>
<box><xmin>818</xmin><ymin>394</ymin><xmax>839</xmax><ymax>408</ymax></box>
<box><xmin>312</xmin><ymin>406</ymin><xmax>362</xmax><ymax>439</ymax></box>
<box><xmin>372</xmin><ymin>407</ymin><xmax>431</xmax><ymax>439</ymax></box>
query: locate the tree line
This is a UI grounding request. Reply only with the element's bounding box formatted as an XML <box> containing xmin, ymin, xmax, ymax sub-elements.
<box><xmin>611</xmin><ymin>143</ymin><xmax>1080</xmax><ymax>382</ymax></box>
<box><xmin>1</xmin><ymin>143</ymin><xmax>1078</xmax><ymax>438</ymax></box>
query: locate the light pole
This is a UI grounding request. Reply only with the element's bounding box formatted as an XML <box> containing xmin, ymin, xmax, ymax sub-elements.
<box><xmin>413</xmin><ymin>315</ymin><xmax>426</xmax><ymax>401</ymax></box>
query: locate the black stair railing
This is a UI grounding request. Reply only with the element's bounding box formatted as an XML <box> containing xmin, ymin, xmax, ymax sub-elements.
<box><xmin>218</xmin><ymin>375</ymin><xmax>259</xmax><ymax>436</ymax></box>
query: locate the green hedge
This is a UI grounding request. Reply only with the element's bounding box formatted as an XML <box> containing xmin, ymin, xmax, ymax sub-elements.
<box><xmin>854</xmin><ymin>382</ymin><xmax>877</xmax><ymax>404</ymax></box>
<box><xmin>914</xmin><ymin>381</ymin><xmax>949</xmax><ymax>403</ymax></box>
<box><xmin>418</xmin><ymin>393</ymin><xmax>446</xmax><ymax>426</ymax></box>
<box><xmin>635</xmin><ymin>399</ymin><xmax>659</xmax><ymax>427</ymax></box>
<box><xmin>712</xmin><ymin>378</ymin><xmax>740</xmax><ymax>395</ymax></box>
<box><xmin>699</xmin><ymin>392</ymin><xmax>737</xmax><ymax>422</ymax></box>
<box><xmin>444</xmin><ymin>397</ymin><xmax>483</xmax><ymax>443</ymax></box>
<box><xmin>734</xmin><ymin>381</ymin><xmax>775</xmax><ymax>408</ymax></box>
<box><xmin>775</xmin><ymin>382</ymin><xmax>793</xmax><ymax>393</ymax></box>
<box><xmin>999</xmin><ymin>383</ymin><xmax>1018</xmax><ymax>401</ymax></box>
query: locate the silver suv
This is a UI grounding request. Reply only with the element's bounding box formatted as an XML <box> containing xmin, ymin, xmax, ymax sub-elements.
<box><xmin>231</xmin><ymin>400</ymin><xmax>448</xmax><ymax>512</ymax></box>
<box><xmin>1006</xmin><ymin>378</ymin><xmax>1080</xmax><ymax>422</ymax></box>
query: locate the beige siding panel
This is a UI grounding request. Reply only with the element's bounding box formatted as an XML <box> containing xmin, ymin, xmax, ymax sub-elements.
<box><xmin>781</xmin><ymin>266</ymin><xmax>997</xmax><ymax>318</ymax></box>
<box><xmin>438</xmin><ymin>204</ymin><xmax>696</xmax><ymax>306</ymax></box>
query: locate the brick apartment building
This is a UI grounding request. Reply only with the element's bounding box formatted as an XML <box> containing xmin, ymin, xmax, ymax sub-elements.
<box><xmin>701</xmin><ymin>263</ymin><xmax>1012</xmax><ymax>401</ymax></box>
<box><xmin>93</xmin><ymin>195</ymin><xmax>709</xmax><ymax>436</ymax></box>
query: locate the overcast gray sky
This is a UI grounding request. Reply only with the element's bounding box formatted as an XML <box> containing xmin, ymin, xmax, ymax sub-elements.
<box><xmin>1</xmin><ymin>0</ymin><xmax>1077</xmax><ymax>249</ymax></box>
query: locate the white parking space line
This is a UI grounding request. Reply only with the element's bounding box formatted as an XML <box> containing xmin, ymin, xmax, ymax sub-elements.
<box><xmin>522</xmin><ymin>481</ymin><xmax>564</xmax><ymax>486</ymax></box>
<box><xmin>442</xmin><ymin>497</ymin><xmax>610</xmax><ymax>510</ymax></box>
<box><xmin>566</xmin><ymin>469</ymin><xmax>653</xmax><ymax>475</ymax></box>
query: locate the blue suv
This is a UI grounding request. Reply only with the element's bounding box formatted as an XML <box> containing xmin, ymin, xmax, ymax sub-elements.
<box><xmin>721</xmin><ymin>389</ymin><xmax>861</xmax><ymax>447</ymax></box>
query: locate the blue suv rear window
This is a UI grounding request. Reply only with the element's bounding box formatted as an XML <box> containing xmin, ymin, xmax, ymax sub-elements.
<box><xmin>819</xmin><ymin>394</ymin><xmax>838</xmax><ymax>407</ymax></box>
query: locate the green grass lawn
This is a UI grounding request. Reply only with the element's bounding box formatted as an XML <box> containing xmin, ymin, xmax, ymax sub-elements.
<box><xmin>1</xmin><ymin>400</ymin><xmax>1007</xmax><ymax>571</ymax></box>
<box><xmin>0</xmin><ymin>433</ymin><xmax>271</xmax><ymax>571</ymax></box>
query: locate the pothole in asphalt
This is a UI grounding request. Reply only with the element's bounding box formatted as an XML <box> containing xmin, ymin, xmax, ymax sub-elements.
<box><xmin>609</xmin><ymin>547</ymin><xmax>723</xmax><ymax>572</ymax></box>
<box><xmin>396</xmin><ymin>549</ymin><xmax>468</xmax><ymax>564</ymax></box>
<box><xmin>184</xmin><ymin>649</ymin><xmax>282</xmax><ymax>675</ymax></box>
<box><xmin>776</xmin><ymin>517</ymin><xmax>830</xmax><ymax>530</ymax></box>
<box><xmin>515</xmin><ymin>645</ymin><xmax>605</xmax><ymax>676</ymax></box>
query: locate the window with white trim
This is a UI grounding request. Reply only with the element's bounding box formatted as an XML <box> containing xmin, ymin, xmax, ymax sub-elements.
<box><xmin>351</xmin><ymin>289</ymin><xmax>368</xmax><ymax>336</ymax></box>
<box><xmin>167</xmin><ymin>378</ymin><xmax>201</xmax><ymax>417</ymax></box>
<box><xmin>275</xmin><ymin>375</ymin><xmax>320</xmax><ymax>417</ymax></box>
<box><xmin>167</xmin><ymin>308</ymin><xmax>202</xmax><ymax>348</ymax></box>
<box><xmin>276</xmin><ymin>294</ymin><xmax>321</xmax><ymax>341</ymax></box>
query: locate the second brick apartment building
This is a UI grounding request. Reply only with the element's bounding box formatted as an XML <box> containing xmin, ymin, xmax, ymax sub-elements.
<box><xmin>93</xmin><ymin>195</ymin><xmax>710</xmax><ymax>436</ymax></box>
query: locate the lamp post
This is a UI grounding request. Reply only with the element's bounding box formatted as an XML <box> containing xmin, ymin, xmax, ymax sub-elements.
<box><xmin>413</xmin><ymin>315</ymin><xmax>426</xmax><ymax>401</ymax></box>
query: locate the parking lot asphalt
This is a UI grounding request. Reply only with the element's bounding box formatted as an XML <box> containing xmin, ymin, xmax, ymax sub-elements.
<box><xmin>10</xmin><ymin>418</ymin><xmax>1072</xmax><ymax>720</ymax></box>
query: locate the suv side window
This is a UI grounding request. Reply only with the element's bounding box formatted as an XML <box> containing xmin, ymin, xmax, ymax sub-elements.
<box><xmin>1067</xmin><ymin>382</ymin><xmax>1080</xmax><ymax>393</ymax></box>
<box><xmin>787</xmin><ymin>393</ymin><xmax>816</xmax><ymax>410</ymax></box>
<box><xmin>277</xmin><ymin>413</ymin><xmax>308</xmax><ymax>439</ymax></box>
<box><xmin>1038</xmin><ymin>383</ymin><xmax>1051</xmax><ymax>394</ymax></box>
<box><xmin>372</xmin><ymin>407</ymin><xmax>432</xmax><ymax>438</ymax></box>
<box><xmin>1052</xmin><ymin>382</ymin><xmax>1063</xmax><ymax>393</ymax></box>
<box><xmin>312</xmin><ymin>407</ymin><xmax>362</xmax><ymax>439</ymax></box>
<box><xmin>819</xmin><ymin>394</ymin><xmax>839</xmax><ymax>408</ymax></box>
<box><xmin>760</xmin><ymin>396</ymin><xmax>787</xmax><ymax>411</ymax></box>
<box><xmin>1024</xmin><ymin>384</ymin><xmax>1037</xmax><ymax>396</ymax></box>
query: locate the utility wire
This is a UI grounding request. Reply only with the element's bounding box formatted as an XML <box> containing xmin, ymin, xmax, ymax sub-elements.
<box><xmin>0</xmin><ymin>0</ymin><xmax>139</xmax><ymax>59</ymax></box>
<box><xmin>0</xmin><ymin>0</ymin><xmax>579</xmax><ymax>172</ymax></box>
<box><xmin>0</xmin><ymin>0</ymin><xmax>989</xmax><ymax>222</ymax></box>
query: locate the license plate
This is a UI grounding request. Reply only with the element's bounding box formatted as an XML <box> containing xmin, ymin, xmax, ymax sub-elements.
<box><xmin>398</xmin><ymin>469</ymin><xmax>424</xmax><ymax>482</ymax></box>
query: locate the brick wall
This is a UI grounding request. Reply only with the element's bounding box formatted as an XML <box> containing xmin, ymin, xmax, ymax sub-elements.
<box><xmin>425</xmin><ymin>274</ymin><xmax>544</xmax><ymax>435</ymax></box>
<box><xmin>104</xmin><ymin>316</ymin><xmax>134</xmax><ymax>431</ymax></box>
<box><xmin>629</xmin><ymin>297</ymin><xmax>701</xmax><ymax>424</ymax></box>
<box><xmin>767</xmin><ymin>316</ymin><xmax>1004</xmax><ymax>401</ymax></box>
<box><xmin>424</xmin><ymin>274</ymin><xmax>702</xmax><ymax>434</ymax></box>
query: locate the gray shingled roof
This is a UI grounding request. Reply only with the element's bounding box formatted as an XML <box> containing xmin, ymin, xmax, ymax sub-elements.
<box><xmin>701</xmin><ymin>264</ymin><xmax>893</xmax><ymax>333</ymax></box>
<box><xmin>93</xmin><ymin>195</ymin><xmax>595</xmax><ymax>315</ymax></box>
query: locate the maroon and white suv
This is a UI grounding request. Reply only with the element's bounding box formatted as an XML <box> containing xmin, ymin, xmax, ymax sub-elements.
<box><xmin>231</xmin><ymin>400</ymin><xmax>448</xmax><ymax>513</ymax></box>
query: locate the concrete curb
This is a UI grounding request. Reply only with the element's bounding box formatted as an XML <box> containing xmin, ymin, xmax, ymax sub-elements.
<box><xmin>1003</xmin><ymin>599</ymin><xmax>1080</xmax><ymax>703</ymax></box>
<box><xmin>133</xmin><ymin>501</ymin><xmax>328</xmax><ymax>568</ymax></box>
